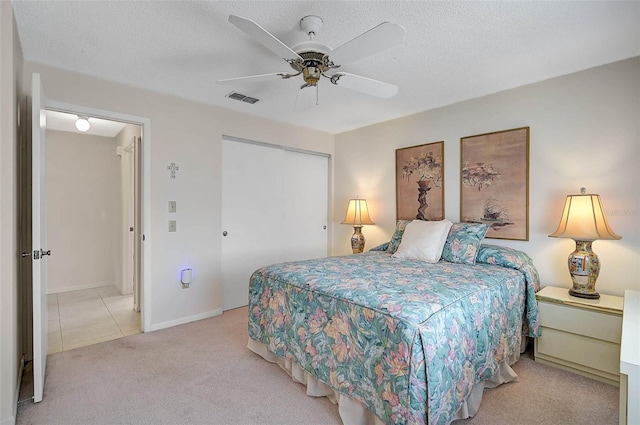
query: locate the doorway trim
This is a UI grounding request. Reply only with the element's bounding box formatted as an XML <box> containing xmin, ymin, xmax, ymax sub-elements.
<box><xmin>46</xmin><ymin>100</ymin><xmax>152</xmax><ymax>332</ymax></box>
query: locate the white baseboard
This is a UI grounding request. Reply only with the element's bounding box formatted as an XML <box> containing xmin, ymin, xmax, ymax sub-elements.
<box><xmin>0</xmin><ymin>415</ymin><xmax>16</xmax><ymax>425</ymax></box>
<box><xmin>148</xmin><ymin>309</ymin><xmax>222</xmax><ymax>332</ymax></box>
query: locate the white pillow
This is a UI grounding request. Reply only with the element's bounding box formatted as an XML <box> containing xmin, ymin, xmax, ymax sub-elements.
<box><xmin>392</xmin><ymin>219</ymin><xmax>453</xmax><ymax>263</ymax></box>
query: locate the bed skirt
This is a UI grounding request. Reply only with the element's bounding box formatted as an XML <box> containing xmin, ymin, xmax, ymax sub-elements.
<box><xmin>248</xmin><ymin>338</ymin><xmax>520</xmax><ymax>424</ymax></box>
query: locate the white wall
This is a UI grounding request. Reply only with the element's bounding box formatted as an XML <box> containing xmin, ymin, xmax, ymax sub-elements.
<box><xmin>333</xmin><ymin>57</ymin><xmax>640</xmax><ymax>297</ymax></box>
<box><xmin>45</xmin><ymin>130</ymin><xmax>120</xmax><ymax>293</ymax></box>
<box><xmin>23</xmin><ymin>61</ymin><xmax>335</xmax><ymax>330</ymax></box>
<box><xmin>0</xmin><ymin>3</ymin><xmax>23</xmax><ymax>424</ymax></box>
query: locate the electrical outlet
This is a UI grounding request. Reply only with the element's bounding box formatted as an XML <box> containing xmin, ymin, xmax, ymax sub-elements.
<box><xmin>168</xmin><ymin>201</ymin><xmax>177</xmax><ymax>213</ymax></box>
<box><xmin>169</xmin><ymin>220</ymin><xmax>177</xmax><ymax>232</ymax></box>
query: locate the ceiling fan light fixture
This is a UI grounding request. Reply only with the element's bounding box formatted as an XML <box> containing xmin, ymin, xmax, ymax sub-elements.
<box><xmin>75</xmin><ymin>116</ymin><xmax>91</xmax><ymax>132</ymax></box>
<box><xmin>303</xmin><ymin>66</ymin><xmax>321</xmax><ymax>85</ymax></box>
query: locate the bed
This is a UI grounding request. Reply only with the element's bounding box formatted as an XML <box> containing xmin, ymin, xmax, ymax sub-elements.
<box><xmin>247</xmin><ymin>226</ymin><xmax>540</xmax><ymax>425</ymax></box>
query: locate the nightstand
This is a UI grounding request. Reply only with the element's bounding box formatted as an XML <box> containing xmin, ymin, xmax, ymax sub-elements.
<box><xmin>534</xmin><ymin>285</ymin><xmax>623</xmax><ymax>386</ymax></box>
<box><xmin>620</xmin><ymin>290</ymin><xmax>640</xmax><ymax>425</ymax></box>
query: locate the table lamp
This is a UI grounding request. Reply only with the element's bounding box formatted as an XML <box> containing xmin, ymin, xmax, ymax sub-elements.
<box><xmin>549</xmin><ymin>187</ymin><xmax>621</xmax><ymax>299</ymax></box>
<box><xmin>341</xmin><ymin>198</ymin><xmax>375</xmax><ymax>253</ymax></box>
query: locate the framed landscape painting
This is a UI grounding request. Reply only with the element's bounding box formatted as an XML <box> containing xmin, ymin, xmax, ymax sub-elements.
<box><xmin>460</xmin><ymin>127</ymin><xmax>529</xmax><ymax>240</ymax></box>
<box><xmin>396</xmin><ymin>141</ymin><xmax>444</xmax><ymax>221</ymax></box>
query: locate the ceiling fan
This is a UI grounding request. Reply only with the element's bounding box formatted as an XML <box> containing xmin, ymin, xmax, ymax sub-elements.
<box><xmin>217</xmin><ymin>15</ymin><xmax>405</xmax><ymax>99</ymax></box>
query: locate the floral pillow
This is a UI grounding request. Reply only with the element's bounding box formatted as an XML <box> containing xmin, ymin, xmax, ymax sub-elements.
<box><xmin>386</xmin><ymin>219</ymin><xmax>412</xmax><ymax>254</ymax></box>
<box><xmin>441</xmin><ymin>222</ymin><xmax>490</xmax><ymax>265</ymax></box>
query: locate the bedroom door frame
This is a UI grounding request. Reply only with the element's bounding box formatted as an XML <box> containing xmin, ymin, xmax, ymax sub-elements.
<box><xmin>45</xmin><ymin>99</ymin><xmax>152</xmax><ymax>332</ymax></box>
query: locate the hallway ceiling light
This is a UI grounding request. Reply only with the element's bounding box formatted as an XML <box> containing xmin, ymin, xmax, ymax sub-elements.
<box><xmin>75</xmin><ymin>116</ymin><xmax>91</xmax><ymax>132</ymax></box>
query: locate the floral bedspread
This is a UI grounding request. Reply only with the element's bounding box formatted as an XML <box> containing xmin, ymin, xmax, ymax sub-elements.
<box><xmin>248</xmin><ymin>245</ymin><xmax>540</xmax><ymax>425</ymax></box>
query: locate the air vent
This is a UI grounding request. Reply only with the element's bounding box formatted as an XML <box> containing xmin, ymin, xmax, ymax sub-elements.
<box><xmin>226</xmin><ymin>92</ymin><xmax>260</xmax><ymax>104</ymax></box>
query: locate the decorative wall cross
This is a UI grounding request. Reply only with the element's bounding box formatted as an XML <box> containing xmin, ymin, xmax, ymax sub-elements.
<box><xmin>167</xmin><ymin>162</ymin><xmax>179</xmax><ymax>179</ymax></box>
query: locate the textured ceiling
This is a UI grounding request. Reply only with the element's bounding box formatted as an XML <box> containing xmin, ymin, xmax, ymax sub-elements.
<box><xmin>12</xmin><ymin>1</ymin><xmax>640</xmax><ymax>134</ymax></box>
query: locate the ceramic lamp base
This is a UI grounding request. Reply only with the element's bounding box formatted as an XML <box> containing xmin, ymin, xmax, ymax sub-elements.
<box><xmin>567</xmin><ymin>240</ymin><xmax>600</xmax><ymax>299</ymax></box>
<box><xmin>350</xmin><ymin>226</ymin><xmax>365</xmax><ymax>254</ymax></box>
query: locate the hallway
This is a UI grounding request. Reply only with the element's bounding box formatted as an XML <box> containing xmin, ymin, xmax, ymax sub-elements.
<box><xmin>48</xmin><ymin>286</ymin><xmax>141</xmax><ymax>353</ymax></box>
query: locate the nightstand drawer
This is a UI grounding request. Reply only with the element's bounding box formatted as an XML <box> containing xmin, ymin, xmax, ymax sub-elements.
<box><xmin>538</xmin><ymin>301</ymin><xmax>622</xmax><ymax>344</ymax></box>
<box><xmin>537</xmin><ymin>327</ymin><xmax>621</xmax><ymax>376</ymax></box>
<box><xmin>535</xmin><ymin>286</ymin><xmax>623</xmax><ymax>385</ymax></box>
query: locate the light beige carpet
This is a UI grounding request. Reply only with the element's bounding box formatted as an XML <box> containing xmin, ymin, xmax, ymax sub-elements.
<box><xmin>17</xmin><ymin>307</ymin><xmax>619</xmax><ymax>425</ymax></box>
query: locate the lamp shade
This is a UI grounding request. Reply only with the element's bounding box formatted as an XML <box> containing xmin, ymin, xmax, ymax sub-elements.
<box><xmin>549</xmin><ymin>190</ymin><xmax>620</xmax><ymax>241</ymax></box>
<box><xmin>341</xmin><ymin>199</ymin><xmax>375</xmax><ymax>226</ymax></box>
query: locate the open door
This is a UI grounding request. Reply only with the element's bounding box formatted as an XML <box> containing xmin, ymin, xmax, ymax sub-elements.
<box><xmin>32</xmin><ymin>73</ymin><xmax>49</xmax><ymax>403</ymax></box>
<box><xmin>134</xmin><ymin>136</ymin><xmax>142</xmax><ymax>312</ymax></box>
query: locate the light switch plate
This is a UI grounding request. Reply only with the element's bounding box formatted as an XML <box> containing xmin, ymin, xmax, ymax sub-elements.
<box><xmin>169</xmin><ymin>220</ymin><xmax>177</xmax><ymax>232</ymax></box>
<box><xmin>168</xmin><ymin>201</ymin><xmax>177</xmax><ymax>213</ymax></box>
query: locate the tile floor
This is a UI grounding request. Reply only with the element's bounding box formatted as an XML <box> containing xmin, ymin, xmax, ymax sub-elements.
<box><xmin>48</xmin><ymin>286</ymin><xmax>141</xmax><ymax>354</ymax></box>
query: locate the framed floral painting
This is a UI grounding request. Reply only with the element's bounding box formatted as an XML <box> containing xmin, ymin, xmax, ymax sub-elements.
<box><xmin>460</xmin><ymin>127</ymin><xmax>529</xmax><ymax>240</ymax></box>
<box><xmin>396</xmin><ymin>141</ymin><xmax>444</xmax><ymax>221</ymax></box>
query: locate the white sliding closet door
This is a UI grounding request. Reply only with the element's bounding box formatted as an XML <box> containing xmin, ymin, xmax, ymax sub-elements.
<box><xmin>221</xmin><ymin>138</ymin><xmax>328</xmax><ymax>311</ymax></box>
<box><xmin>282</xmin><ymin>150</ymin><xmax>328</xmax><ymax>262</ymax></box>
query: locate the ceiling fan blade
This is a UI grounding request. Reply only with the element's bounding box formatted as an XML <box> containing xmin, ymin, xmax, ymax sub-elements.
<box><xmin>217</xmin><ymin>73</ymin><xmax>290</xmax><ymax>85</ymax></box>
<box><xmin>330</xmin><ymin>73</ymin><xmax>398</xmax><ymax>98</ymax></box>
<box><xmin>229</xmin><ymin>15</ymin><xmax>302</xmax><ymax>62</ymax></box>
<box><xmin>330</xmin><ymin>22</ymin><xmax>405</xmax><ymax>66</ymax></box>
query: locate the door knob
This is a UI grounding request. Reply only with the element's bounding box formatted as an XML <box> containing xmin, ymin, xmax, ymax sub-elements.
<box><xmin>222</xmin><ymin>231</ymin><xmax>228</xmax><ymax>237</ymax></box>
<box><xmin>21</xmin><ymin>252</ymin><xmax>31</xmax><ymax>258</ymax></box>
<box><xmin>40</xmin><ymin>249</ymin><xmax>51</xmax><ymax>256</ymax></box>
